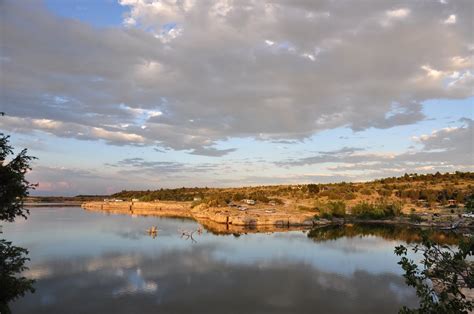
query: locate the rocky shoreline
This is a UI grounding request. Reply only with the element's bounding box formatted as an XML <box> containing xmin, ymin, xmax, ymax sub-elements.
<box><xmin>82</xmin><ymin>201</ymin><xmax>473</xmax><ymax>234</ymax></box>
<box><xmin>82</xmin><ymin>201</ymin><xmax>322</xmax><ymax>233</ymax></box>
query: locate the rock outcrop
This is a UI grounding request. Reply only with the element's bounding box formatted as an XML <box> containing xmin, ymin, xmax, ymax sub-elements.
<box><xmin>82</xmin><ymin>201</ymin><xmax>318</xmax><ymax>233</ymax></box>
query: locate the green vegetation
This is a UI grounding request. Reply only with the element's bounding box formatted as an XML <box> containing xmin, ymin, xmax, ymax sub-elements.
<box><xmin>1</xmin><ymin>130</ymin><xmax>36</xmax><ymax>313</ymax></box>
<box><xmin>112</xmin><ymin>172</ymin><xmax>474</xmax><ymax>217</ymax></box>
<box><xmin>107</xmin><ymin>172</ymin><xmax>474</xmax><ymax>231</ymax></box>
<box><xmin>351</xmin><ymin>201</ymin><xmax>402</xmax><ymax>219</ymax></box>
<box><xmin>408</xmin><ymin>213</ymin><xmax>423</xmax><ymax>224</ymax></box>
<box><xmin>0</xmin><ymin>135</ymin><xmax>36</xmax><ymax>222</ymax></box>
<box><xmin>307</xmin><ymin>184</ymin><xmax>320</xmax><ymax>194</ymax></box>
<box><xmin>317</xmin><ymin>201</ymin><xmax>346</xmax><ymax>219</ymax></box>
<box><xmin>465</xmin><ymin>194</ymin><xmax>474</xmax><ymax>213</ymax></box>
<box><xmin>395</xmin><ymin>234</ymin><xmax>473</xmax><ymax>313</ymax></box>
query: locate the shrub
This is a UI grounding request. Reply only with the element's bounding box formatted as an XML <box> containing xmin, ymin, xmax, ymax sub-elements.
<box><xmin>318</xmin><ymin>201</ymin><xmax>346</xmax><ymax>218</ymax></box>
<box><xmin>232</xmin><ymin>193</ymin><xmax>246</xmax><ymax>201</ymax></box>
<box><xmin>207</xmin><ymin>197</ymin><xmax>228</xmax><ymax>207</ymax></box>
<box><xmin>465</xmin><ymin>194</ymin><xmax>474</xmax><ymax>212</ymax></box>
<box><xmin>342</xmin><ymin>192</ymin><xmax>355</xmax><ymax>200</ymax></box>
<box><xmin>320</xmin><ymin>212</ymin><xmax>333</xmax><ymax>220</ymax></box>
<box><xmin>248</xmin><ymin>191</ymin><xmax>269</xmax><ymax>202</ymax></box>
<box><xmin>327</xmin><ymin>201</ymin><xmax>346</xmax><ymax>218</ymax></box>
<box><xmin>351</xmin><ymin>201</ymin><xmax>402</xmax><ymax>219</ymax></box>
<box><xmin>307</xmin><ymin>184</ymin><xmax>320</xmax><ymax>194</ymax></box>
<box><xmin>408</xmin><ymin>213</ymin><xmax>423</xmax><ymax>223</ymax></box>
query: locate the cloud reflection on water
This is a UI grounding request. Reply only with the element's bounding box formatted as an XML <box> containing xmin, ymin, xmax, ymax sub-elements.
<box><xmin>13</xmin><ymin>246</ymin><xmax>417</xmax><ymax>314</ymax></box>
<box><xmin>5</xmin><ymin>208</ymin><xmax>424</xmax><ymax>313</ymax></box>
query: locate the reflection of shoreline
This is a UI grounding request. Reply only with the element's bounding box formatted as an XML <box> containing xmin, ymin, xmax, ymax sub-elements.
<box><xmin>83</xmin><ymin>201</ymin><xmax>474</xmax><ymax>235</ymax></box>
<box><xmin>307</xmin><ymin>224</ymin><xmax>469</xmax><ymax>245</ymax></box>
<box><xmin>197</xmin><ymin>218</ymin><xmax>313</xmax><ymax>235</ymax></box>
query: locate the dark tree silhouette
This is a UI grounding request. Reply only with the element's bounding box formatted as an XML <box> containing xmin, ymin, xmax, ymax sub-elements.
<box><xmin>395</xmin><ymin>234</ymin><xmax>473</xmax><ymax>313</ymax></box>
<box><xmin>0</xmin><ymin>128</ymin><xmax>36</xmax><ymax>313</ymax></box>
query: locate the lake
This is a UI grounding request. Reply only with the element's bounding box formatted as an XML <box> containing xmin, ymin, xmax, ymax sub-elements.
<box><xmin>2</xmin><ymin>206</ymin><xmax>430</xmax><ymax>313</ymax></box>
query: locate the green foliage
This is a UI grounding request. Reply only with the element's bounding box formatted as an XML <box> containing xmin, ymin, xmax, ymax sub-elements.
<box><xmin>351</xmin><ymin>201</ymin><xmax>401</xmax><ymax>219</ymax></box>
<box><xmin>379</xmin><ymin>172</ymin><xmax>474</xmax><ymax>184</ymax></box>
<box><xmin>408</xmin><ymin>213</ymin><xmax>423</xmax><ymax>224</ymax></box>
<box><xmin>317</xmin><ymin>201</ymin><xmax>346</xmax><ymax>218</ymax></box>
<box><xmin>0</xmin><ymin>135</ymin><xmax>37</xmax><ymax>222</ymax></box>
<box><xmin>232</xmin><ymin>193</ymin><xmax>246</xmax><ymax>201</ymax></box>
<box><xmin>0</xmin><ymin>239</ymin><xmax>35</xmax><ymax>314</ymax></box>
<box><xmin>112</xmin><ymin>172</ymin><xmax>474</xmax><ymax>211</ymax></box>
<box><xmin>320</xmin><ymin>212</ymin><xmax>332</xmax><ymax>220</ymax></box>
<box><xmin>248</xmin><ymin>191</ymin><xmax>269</xmax><ymax>203</ymax></box>
<box><xmin>0</xmin><ymin>131</ymin><xmax>36</xmax><ymax>312</ymax></box>
<box><xmin>395</xmin><ymin>234</ymin><xmax>474</xmax><ymax>313</ymax></box>
<box><xmin>465</xmin><ymin>194</ymin><xmax>474</xmax><ymax>212</ymax></box>
<box><xmin>207</xmin><ymin>197</ymin><xmax>228</xmax><ymax>207</ymax></box>
<box><xmin>327</xmin><ymin>201</ymin><xmax>346</xmax><ymax>218</ymax></box>
<box><xmin>307</xmin><ymin>184</ymin><xmax>320</xmax><ymax>194</ymax></box>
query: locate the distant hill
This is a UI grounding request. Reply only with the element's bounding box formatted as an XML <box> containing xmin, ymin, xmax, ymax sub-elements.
<box><xmin>112</xmin><ymin>171</ymin><xmax>474</xmax><ymax>214</ymax></box>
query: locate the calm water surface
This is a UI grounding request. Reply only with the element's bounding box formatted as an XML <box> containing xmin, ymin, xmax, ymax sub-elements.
<box><xmin>3</xmin><ymin>207</ymin><xmax>422</xmax><ymax>313</ymax></box>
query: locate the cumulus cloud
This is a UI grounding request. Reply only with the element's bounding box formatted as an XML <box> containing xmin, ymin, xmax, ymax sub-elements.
<box><xmin>1</xmin><ymin>0</ymin><xmax>473</xmax><ymax>156</ymax></box>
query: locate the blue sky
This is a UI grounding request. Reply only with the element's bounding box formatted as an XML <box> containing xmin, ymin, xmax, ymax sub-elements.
<box><xmin>44</xmin><ymin>0</ymin><xmax>127</xmax><ymax>27</ymax></box>
<box><xmin>1</xmin><ymin>0</ymin><xmax>472</xmax><ymax>195</ymax></box>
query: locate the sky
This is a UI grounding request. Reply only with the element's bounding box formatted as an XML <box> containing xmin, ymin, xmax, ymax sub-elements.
<box><xmin>0</xmin><ymin>0</ymin><xmax>473</xmax><ymax>196</ymax></box>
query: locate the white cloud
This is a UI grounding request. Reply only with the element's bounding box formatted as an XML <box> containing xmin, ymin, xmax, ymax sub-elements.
<box><xmin>302</xmin><ymin>53</ymin><xmax>315</xmax><ymax>61</ymax></box>
<box><xmin>265</xmin><ymin>39</ymin><xmax>275</xmax><ymax>46</ymax></box>
<box><xmin>421</xmin><ymin>65</ymin><xmax>443</xmax><ymax>79</ymax></box>
<box><xmin>386</xmin><ymin>8</ymin><xmax>410</xmax><ymax>19</ymax></box>
<box><xmin>0</xmin><ymin>116</ymin><xmax>146</xmax><ymax>145</ymax></box>
<box><xmin>1</xmin><ymin>0</ymin><xmax>473</xmax><ymax>156</ymax></box>
<box><xmin>443</xmin><ymin>14</ymin><xmax>456</xmax><ymax>24</ymax></box>
<box><xmin>381</xmin><ymin>8</ymin><xmax>411</xmax><ymax>27</ymax></box>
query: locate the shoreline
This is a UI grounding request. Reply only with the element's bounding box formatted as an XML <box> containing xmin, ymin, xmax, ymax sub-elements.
<box><xmin>82</xmin><ymin>201</ymin><xmax>474</xmax><ymax>234</ymax></box>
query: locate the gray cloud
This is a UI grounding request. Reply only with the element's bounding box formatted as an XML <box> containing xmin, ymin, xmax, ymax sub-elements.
<box><xmin>278</xmin><ymin>146</ymin><xmax>368</xmax><ymax>166</ymax></box>
<box><xmin>108</xmin><ymin>157</ymin><xmax>220</xmax><ymax>175</ymax></box>
<box><xmin>280</xmin><ymin>118</ymin><xmax>474</xmax><ymax>176</ymax></box>
<box><xmin>189</xmin><ymin>147</ymin><xmax>237</xmax><ymax>157</ymax></box>
<box><xmin>1</xmin><ymin>0</ymin><xmax>473</xmax><ymax>156</ymax></box>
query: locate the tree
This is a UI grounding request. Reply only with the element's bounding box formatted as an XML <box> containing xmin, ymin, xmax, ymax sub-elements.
<box><xmin>307</xmin><ymin>184</ymin><xmax>320</xmax><ymax>194</ymax></box>
<box><xmin>327</xmin><ymin>201</ymin><xmax>346</xmax><ymax>217</ymax></box>
<box><xmin>395</xmin><ymin>234</ymin><xmax>473</xmax><ymax>313</ymax></box>
<box><xmin>0</xmin><ymin>239</ymin><xmax>35</xmax><ymax>313</ymax></box>
<box><xmin>0</xmin><ymin>135</ymin><xmax>36</xmax><ymax>221</ymax></box>
<box><xmin>465</xmin><ymin>194</ymin><xmax>474</xmax><ymax>212</ymax></box>
<box><xmin>0</xmin><ymin>131</ymin><xmax>36</xmax><ymax>313</ymax></box>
